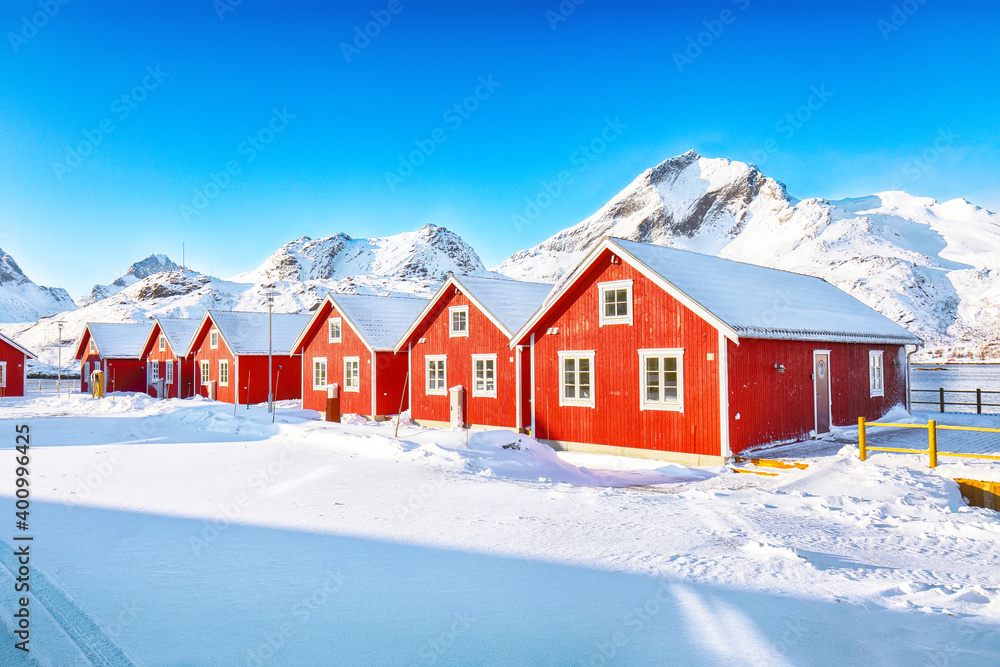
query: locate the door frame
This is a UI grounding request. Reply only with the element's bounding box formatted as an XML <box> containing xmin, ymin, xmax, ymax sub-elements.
<box><xmin>812</xmin><ymin>349</ymin><xmax>832</xmax><ymax>435</ymax></box>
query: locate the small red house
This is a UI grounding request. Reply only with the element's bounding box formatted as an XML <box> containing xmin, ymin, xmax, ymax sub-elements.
<box><xmin>292</xmin><ymin>292</ymin><xmax>427</xmax><ymax>420</ymax></box>
<box><xmin>395</xmin><ymin>275</ymin><xmax>553</xmax><ymax>430</ymax></box>
<box><xmin>74</xmin><ymin>322</ymin><xmax>154</xmax><ymax>394</ymax></box>
<box><xmin>0</xmin><ymin>332</ymin><xmax>35</xmax><ymax>397</ymax></box>
<box><xmin>510</xmin><ymin>237</ymin><xmax>922</xmax><ymax>464</ymax></box>
<box><xmin>186</xmin><ymin>311</ymin><xmax>310</xmax><ymax>405</ymax></box>
<box><xmin>140</xmin><ymin>318</ymin><xmax>200</xmax><ymax>399</ymax></box>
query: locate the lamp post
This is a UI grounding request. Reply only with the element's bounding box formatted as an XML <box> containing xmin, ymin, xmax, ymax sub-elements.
<box><xmin>54</xmin><ymin>321</ymin><xmax>65</xmax><ymax>398</ymax></box>
<box><xmin>263</xmin><ymin>290</ymin><xmax>278</xmax><ymax>413</ymax></box>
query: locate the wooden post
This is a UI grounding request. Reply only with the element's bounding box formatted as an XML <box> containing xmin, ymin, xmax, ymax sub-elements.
<box><xmin>939</xmin><ymin>387</ymin><xmax>945</xmax><ymax>413</ymax></box>
<box><xmin>326</xmin><ymin>384</ymin><xmax>341</xmax><ymax>423</ymax></box>
<box><xmin>928</xmin><ymin>419</ymin><xmax>937</xmax><ymax>468</ymax></box>
<box><xmin>858</xmin><ymin>417</ymin><xmax>867</xmax><ymax>461</ymax></box>
<box><xmin>977</xmin><ymin>388</ymin><xmax>982</xmax><ymax>415</ymax></box>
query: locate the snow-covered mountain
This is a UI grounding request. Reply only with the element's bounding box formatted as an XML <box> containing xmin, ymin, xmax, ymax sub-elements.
<box><xmin>81</xmin><ymin>254</ymin><xmax>182</xmax><ymax>306</ymax></box>
<box><xmin>496</xmin><ymin>150</ymin><xmax>1000</xmax><ymax>360</ymax></box>
<box><xmin>0</xmin><ymin>248</ymin><xmax>76</xmax><ymax>323</ymax></box>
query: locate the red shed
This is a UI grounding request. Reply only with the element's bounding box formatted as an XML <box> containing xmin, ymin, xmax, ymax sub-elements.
<box><xmin>74</xmin><ymin>322</ymin><xmax>154</xmax><ymax>394</ymax></box>
<box><xmin>511</xmin><ymin>237</ymin><xmax>923</xmax><ymax>464</ymax></box>
<box><xmin>186</xmin><ymin>311</ymin><xmax>310</xmax><ymax>405</ymax></box>
<box><xmin>292</xmin><ymin>293</ymin><xmax>427</xmax><ymax>420</ymax></box>
<box><xmin>395</xmin><ymin>275</ymin><xmax>553</xmax><ymax>430</ymax></box>
<box><xmin>0</xmin><ymin>332</ymin><xmax>35</xmax><ymax>397</ymax></box>
<box><xmin>140</xmin><ymin>318</ymin><xmax>200</xmax><ymax>399</ymax></box>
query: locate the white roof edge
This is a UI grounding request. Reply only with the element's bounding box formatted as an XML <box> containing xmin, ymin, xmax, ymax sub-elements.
<box><xmin>184</xmin><ymin>311</ymin><xmax>218</xmax><ymax>358</ymax></box>
<box><xmin>392</xmin><ymin>276</ymin><xmax>461</xmax><ymax>353</ymax></box>
<box><xmin>0</xmin><ymin>332</ymin><xmax>36</xmax><ymax>360</ymax></box>
<box><xmin>292</xmin><ymin>293</ymin><xmax>376</xmax><ymax>354</ymax></box>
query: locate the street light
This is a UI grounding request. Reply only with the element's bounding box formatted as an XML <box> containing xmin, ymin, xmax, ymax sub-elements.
<box><xmin>54</xmin><ymin>321</ymin><xmax>65</xmax><ymax>398</ymax></box>
<box><xmin>263</xmin><ymin>290</ymin><xmax>278</xmax><ymax>413</ymax></box>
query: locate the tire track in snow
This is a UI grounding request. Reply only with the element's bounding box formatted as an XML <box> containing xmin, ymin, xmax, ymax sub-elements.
<box><xmin>0</xmin><ymin>541</ymin><xmax>137</xmax><ymax>667</ymax></box>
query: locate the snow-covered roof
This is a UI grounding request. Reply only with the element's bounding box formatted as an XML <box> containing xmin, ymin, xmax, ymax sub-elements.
<box><xmin>329</xmin><ymin>293</ymin><xmax>428</xmax><ymax>351</ymax></box>
<box><xmin>453</xmin><ymin>275</ymin><xmax>555</xmax><ymax>335</ymax></box>
<box><xmin>206</xmin><ymin>311</ymin><xmax>312</xmax><ymax>355</ymax></box>
<box><xmin>152</xmin><ymin>318</ymin><xmax>201</xmax><ymax>357</ymax></box>
<box><xmin>0</xmin><ymin>332</ymin><xmax>35</xmax><ymax>359</ymax></box>
<box><xmin>80</xmin><ymin>322</ymin><xmax>155</xmax><ymax>359</ymax></box>
<box><xmin>514</xmin><ymin>238</ymin><xmax>922</xmax><ymax>346</ymax></box>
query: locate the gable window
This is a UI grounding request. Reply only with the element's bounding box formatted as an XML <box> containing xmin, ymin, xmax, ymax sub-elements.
<box><xmin>869</xmin><ymin>350</ymin><xmax>884</xmax><ymax>397</ymax></box>
<box><xmin>0</xmin><ymin>362</ymin><xmax>6</xmax><ymax>388</ymax></box>
<box><xmin>598</xmin><ymin>280</ymin><xmax>633</xmax><ymax>326</ymax></box>
<box><xmin>313</xmin><ymin>358</ymin><xmax>328</xmax><ymax>389</ymax></box>
<box><xmin>159</xmin><ymin>335</ymin><xmax>166</xmax><ymax>352</ymax></box>
<box><xmin>218</xmin><ymin>360</ymin><xmax>229</xmax><ymax>386</ymax></box>
<box><xmin>471</xmin><ymin>354</ymin><xmax>497</xmax><ymax>398</ymax></box>
<box><xmin>200</xmin><ymin>361</ymin><xmax>210</xmax><ymax>384</ymax></box>
<box><xmin>165</xmin><ymin>362</ymin><xmax>173</xmax><ymax>385</ymax></box>
<box><xmin>89</xmin><ymin>340</ymin><xmax>96</xmax><ymax>354</ymax></box>
<box><xmin>558</xmin><ymin>350</ymin><xmax>595</xmax><ymax>408</ymax></box>
<box><xmin>344</xmin><ymin>357</ymin><xmax>360</xmax><ymax>392</ymax></box>
<box><xmin>639</xmin><ymin>349</ymin><xmax>684</xmax><ymax>411</ymax></box>
<box><xmin>426</xmin><ymin>355</ymin><xmax>447</xmax><ymax>395</ymax></box>
<box><xmin>449</xmin><ymin>306</ymin><xmax>469</xmax><ymax>338</ymax></box>
<box><xmin>329</xmin><ymin>318</ymin><xmax>342</xmax><ymax>343</ymax></box>
<box><xmin>210</xmin><ymin>330</ymin><xmax>219</xmax><ymax>349</ymax></box>
<box><xmin>150</xmin><ymin>362</ymin><xmax>159</xmax><ymax>382</ymax></box>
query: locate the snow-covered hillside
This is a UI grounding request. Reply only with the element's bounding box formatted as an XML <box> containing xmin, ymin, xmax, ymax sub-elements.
<box><xmin>497</xmin><ymin>151</ymin><xmax>1000</xmax><ymax>360</ymax></box>
<box><xmin>80</xmin><ymin>253</ymin><xmax>182</xmax><ymax>306</ymax></box>
<box><xmin>0</xmin><ymin>247</ymin><xmax>75</xmax><ymax>323</ymax></box>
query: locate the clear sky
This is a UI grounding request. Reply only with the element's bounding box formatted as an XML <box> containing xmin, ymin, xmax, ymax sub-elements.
<box><xmin>1</xmin><ymin>0</ymin><xmax>998</xmax><ymax>298</ymax></box>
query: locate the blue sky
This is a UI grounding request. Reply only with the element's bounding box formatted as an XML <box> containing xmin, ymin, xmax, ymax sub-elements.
<box><xmin>1</xmin><ymin>0</ymin><xmax>998</xmax><ymax>298</ymax></box>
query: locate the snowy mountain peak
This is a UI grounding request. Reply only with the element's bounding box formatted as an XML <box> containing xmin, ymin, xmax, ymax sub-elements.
<box><xmin>0</xmin><ymin>247</ymin><xmax>76</xmax><ymax>323</ymax></box>
<box><xmin>81</xmin><ymin>254</ymin><xmax>184</xmax><ymax>306</ymax></box>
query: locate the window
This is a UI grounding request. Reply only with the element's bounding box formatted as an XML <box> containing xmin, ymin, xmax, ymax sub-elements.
<box><xmin>313</xmin><ymin>358</ymin><xmax>328</xmax><ymax>389</ymax></box>
<box><xmin>89</xmin><ymin>340</ymin><xmax>96</xmax><ymax>354</ymax></box>
<box><xmin>449</xmin><ymin>306</ymin><xmax>469</xmax><ymax>337</ymax></box>
<box><xmin>329</xmin><ymin>318</ymin><xmax>342</xmax><ymax>343</ymax></box>
<box><xmin>558</xmin><ymin>351</ymin><xmax>595</xmax><ymax>407</ymax></box>
<box><xmin>159</xmin><ymin>335</ymin><xmax>166</xmax><ymax>352</ymax></box>
<box><xmin>210</xmin><ymin>330</ymin><xmax>219</xmax><ymax>349</ymax></box>
<box><xmin>639</xmin><ymin>349</ymin><xmax>684</xmax><ymax>411</ymax></box>
<box><xmin>219</xmin><ymin>360</ymin><xmax>229</xmax><ymax>386</ymax></box>
<box><xmin>598</xmin><ymin>280</ymin><xmax>633</xmax><ymax>326</ymax></box>
<box><xmin>344</xmin><ymin>357</ymin><xmax>360</xmax><ymax>392</ymax></box>
<box><xmin>150</xmin><ymin>362</ymin><xmax>159</xmax><ymax>382</ymax></box>
<box><xmin>200</xmin><ymin>361</ymin><xmax>210</xmax><ymax>384</ymax></box>
<box><xmin>471</xmin><ymin>354</ymin><xmax>497</xmax><ymax>398</ymax></box>
<box><xmin>869</xmin><ymin>350</ymin><xmax>884</xmax><ymax>397</ymax></box>
<box><xmin>426</xmin><ymin>355</ymin><xmax>447</xmax><ymax>395</ymax></box>
<box><xmin>0</xmin><ymin>362</ymin><xmax>6</xmax><ymax>388</ymax></box>
<box><xmin>165</xmin><ymin>362</ymin><xmax>173</xmax><ymax>385</ymax></box>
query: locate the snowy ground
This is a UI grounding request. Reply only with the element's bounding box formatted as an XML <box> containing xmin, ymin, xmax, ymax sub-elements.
<box><xmin>0</xmin><ymin>395</ymin><xmax>998</xmax><ymax>665</ymax></box>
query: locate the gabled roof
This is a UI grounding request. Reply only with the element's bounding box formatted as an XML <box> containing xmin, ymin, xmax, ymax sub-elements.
<box><xmin>190</xmin><ymin>311</ymin><xmax>312</xmax><ymax>356</ymax></box>
<box><xmin>75</xmin><ymin>322</ymin><xmax>154</xmax><ymax>360</ymax></box>
<box><xmin>292</xmin><ymin>293</ymin><xmax>429</xmax><ymax>353</ymax></box>
<box><xmin>394</xmin><ymin>274</ymin><xmax>554</xmax><ymax>352</ymax></box>
<box><xmin>142</xmin><ymin>318</ymin><xmax>201</xmax><ymax>358</ymax></box>
<box><xmin>0</xmin><ymin>332</ymin><xmax>36</xmax><ymax>360</ymax></box>
<box><xmin>511</xmin><ymin>237</ymin><xmax>923</xmax><ymax>347</ymax></box>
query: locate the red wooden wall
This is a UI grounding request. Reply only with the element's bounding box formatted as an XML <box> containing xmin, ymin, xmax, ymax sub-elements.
<box><xmin>144</xmin><ymin>325</ymin><xmax>195</xmax><ymax>399</ymax></box>
<box><xmin>0</xmin><ymin>340</ymin><xmax>29</xmax><ymax>397</ymax></box>
<box><xmin>375</xmin><ymin>349</ymin><xmax>410</xmax><ymax>417</ymax></box>
<box><xmin>236</xmin><ymin>354</ymin><xmax>302</xmax><ymax>404</ymax></box>
<box><xmin>191</xmin><ymin>321</ymin><xmax>239</xmax><ymax>403</ymax></box>
<box><xmin>299</xmin><ymin>301</ymin><xmax>373</xmax><ymax>415</ymax></box>
<box><xmin>526</xmin><ymin>251</ymin><xmax>723</xmax><ymax>456</ymax></box>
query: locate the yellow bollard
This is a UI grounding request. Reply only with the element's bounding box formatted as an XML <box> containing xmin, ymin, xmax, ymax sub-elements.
<box><xmin>858</xmin><ymin>417</ymin><xmax>867</xmax><ymax>461</ymax></box>
<box><xmin>928</xmin><ymin>419</ymin><xmax>937</xmax><ymax>468</ymax></box>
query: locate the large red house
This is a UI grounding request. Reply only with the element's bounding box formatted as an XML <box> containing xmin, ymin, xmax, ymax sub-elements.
<box><xmin>0</xmin><ymin>332</ymin><xmax>35</xmax><ymax>397</ymax></box>
<box><xmin>75</xmin><ymin>323</ymin><xmax>154</xmax><ymax>394</ymax></box>
<box><xmin>186</xmin><ymin>311</ymin><xmax>310</xmax><ymax>404</ymax></box>
<box><xmin>395</xmin><ymin>275</ymin><xmax>553</xmax><ymax>430</ymax></box>
<box><xmin>292</xmin><ymin>293</ymin><xmax>427</xmax><ymax>419</ymax></box>
<box><xmin>510</xmin><ymin>237</ymin><xmax>923</xmax><ymax>464</ymax></box>
<box><xmin>140</xmin><ymin>318</ymin><xmax>200</xmax><ymax>399</ymax></box>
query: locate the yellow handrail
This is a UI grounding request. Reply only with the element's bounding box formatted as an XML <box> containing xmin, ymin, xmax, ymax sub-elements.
<box><xmin>857</xmin><ymin>417</ymin><xmax>998</xmax><ymax>469</ymax></box>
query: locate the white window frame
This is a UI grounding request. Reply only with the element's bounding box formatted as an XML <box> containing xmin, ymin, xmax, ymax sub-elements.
<box><xmin>165</xmin><ymin>362</ymin><xmax>173</xmax><ymax>385</ymax></box>
<box><xmin>313</xmin><ymin>357</ymin><xmax>328</xmax><ymax>390</ymax></box>
<box><xmin>598</xmin><ymin>279</ymin><xmax>633</xmax><ymax>326</ymax></box>
<box><xmin>328</xmin><ymin>318</ymin><xmax>342</xmax><ymax>343</ymax></box>
<box><xmin>200</xmin><ymin>360</ymin><xmax>210</xmax><ymax>384</ymax></box>
<box><xmin>344</xmin><ymin>357</ymin><xmax>360</xmax><ymax>393</ymax></box>
<box><xmin>0</xmin><ymin>361</ymin><xmax>6</xmax><ymax>388</ymax></box>
<box><xmin>210</xmin><ymin>330</ymin><xmax>219</xmax><ymax>349</ymax></box>
<box><xmin>89</xmin><ymin>340</ymin><xmax>96</xmax><ymax>354</ymax></box>
<box><xmin>638</xmin><ymin>348</ymin><xmax>685</xmax><ymax>412</ymax></box>
<box><xmin>218</xmin><ymin>359</ymin><xmax>229</xmax><ymax>386</ymax></box>
<box><xmin>150</xmin><ymin>361</ymin><xmax>160</xmax><ymax>382</ymax></box>
<box><xmin>449</xmin><ymin>306</ymin><xmax>469</xmax><ymax>338</ymax></box>
<box><xmin>558</xmin><ymin>350</ymin><xmax>596</xmax><ymax>408</ymax></box>
<box><xmin>159</xmin><ymin>335</ymin><xmax>166</xmax><ymax>351</ymax></box>
<box><xmin>869</xmin><ymin>350</ymin><xmax>884</xmax><ymax>397</ymax></box>
<box><xmin>425</xmin><ymin>355</ymin><xmax>447</xmax><ymax>395</ymax></box>
<box><xmin>471</xmin><ymin>354</ymin><xmax>497</xmax><ymax>398</ymax></box>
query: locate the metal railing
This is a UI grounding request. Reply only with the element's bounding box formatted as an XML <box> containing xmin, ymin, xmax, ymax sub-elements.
<box><xmin>858</xmin><ymin>417</ymin><xmax>1000</xmax><ymax>468</ymax></box>
<box><xmin>912</xmin><ymin>388</ymin><xmax>1000</xmax><ymax>414</ymax></box>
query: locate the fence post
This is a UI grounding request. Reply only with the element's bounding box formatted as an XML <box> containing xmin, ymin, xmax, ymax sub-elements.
<box><xmin>858</xmin><ymin>417</ymin><xmax>867</xmax><ymax>461</ymax></box>
<box><xmin>977</xmin><ymin>388</ymin><xmax>982</xmax><ymax>415</ymax></box>
<box><xmin>928</xmin><ymin>419</ymin><xmax>937</xmax><ymax>468</ymax></box>
<box><xmin>939</xmin><ymin>388</ymin><xmax>945</xmax><ymax>413</ymax></box>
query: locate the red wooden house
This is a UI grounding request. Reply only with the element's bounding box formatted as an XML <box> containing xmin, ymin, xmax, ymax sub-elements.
<box><xmin>74</xmin><ymin>322</ymin><xmax>154</xmax><ymax>394</ymax></box>
<box><xmin>395</xmin><ymin>275</ymin><xmax>553</xmax><ymax>430</ymax></box>
<box><xmin>510</xmin><ymin>237</ymin><xmax>923</xmax><ymax>464</ymax></box>
<box><xmin>186</xmin><ymin>311</ymin><xmax>310</xmax><ymax>404</ymax></box>
<box><xmin>0</xmin><ymin>332</ymin><xmax>35</xmax><ymax>397</ymax></box>
<box><xmin>140</xmin><ymin>318</ymin><xmax>200</xmax><ymax>399</ymax></box>
<box><xmin>292</xmin><ymin>293</ymin><xmax>427</xmax><ymax>419</ymax></box>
